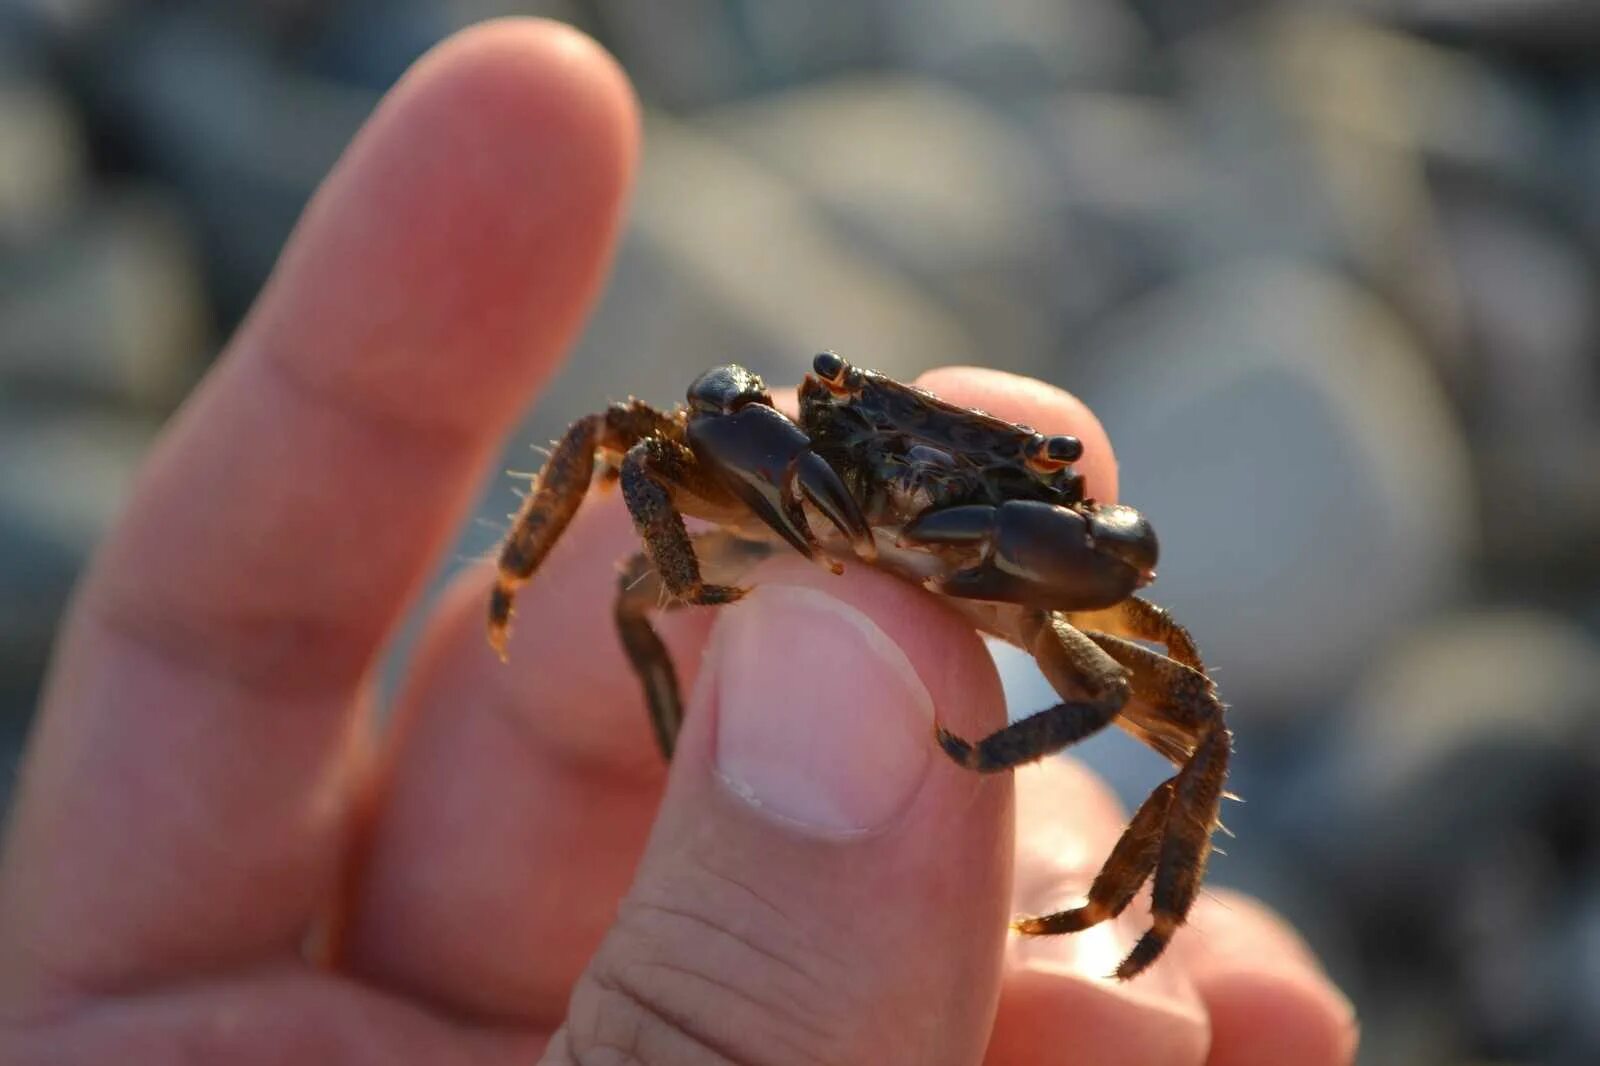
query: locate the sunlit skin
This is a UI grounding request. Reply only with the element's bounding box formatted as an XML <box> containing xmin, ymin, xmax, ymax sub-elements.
<box><xmin>0</xmin><ymin>19</ymin><xmax>1356</xmax><ymax>1066</ymax></box>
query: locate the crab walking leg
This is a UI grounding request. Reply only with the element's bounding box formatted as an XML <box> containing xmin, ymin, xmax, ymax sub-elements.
<box><xmin>489</xmin><ymin>401</ymin><xmax>680</xmax><ymax>656</ymax></box>
<box><xmin>1071</xmin><ymin>596</ymin><xmax>1205</xmax><ymax>673</ymax></box>
<box><xmin>1114</xmin><ymin>725</ymin><xmax>1230</xmax><ymax>979</ymax></box>
<box><xmin>613</xmin><ymin>552</ymin><xmax>682</xmax><ymax>759</ymax></box>
<box><xmin>619</xmin><ymin>436</ymin><xmax>747</xmax><ymax>607</ymax></box>
<box><xmin>1012</xmin><ymin>633</ymin><xmax>1221</xmax><ymax>939</ymax></box>
<box><xmin>936</xmin><ymin>613</ymin><xmax>1129</xmax><ymax>773</ymax></box>
<box><xmin>1077</xmin><ymin>630</ymin><xmax>1232</xmax><ymax>979</ymax></box>
<box><xmin>614</xmin><ymin>533</ymin><xmax>773</xmax><ymax>759</ymax></box>
<box><xmin>1014</xmin><ymin>777</ymin><xmax>1175</xmax><ymax>935</ymax></box>
<box><xmin>1082</xmin><ymin>632</ymin><xmax>1219</xmax><ymax>764</ymax></box>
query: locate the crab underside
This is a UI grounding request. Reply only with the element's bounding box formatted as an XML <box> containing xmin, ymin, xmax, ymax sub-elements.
<box><xmin>488</xmin><ymin>354</ymin><xmax>1231</xmax><ymax>981</ymax></box>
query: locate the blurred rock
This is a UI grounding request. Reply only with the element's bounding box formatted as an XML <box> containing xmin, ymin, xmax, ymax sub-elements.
<box><xmin>1286</xmin><ymin>609</ymin><xmax>1600</xmax><ymax>1058</ymax></box>
<box><xmin>1267</xmin><ymin>8</ymin><xmax>1559</xmax><ymax>194</ymax></box>
<box><xmin>299</xmin><ymin>0</ymin><xmax>587</xmax><ymax>89</ymax></box>
<box><xmin>880</xmin><ymin>0</ymin><xmax>1152</xmax><ymax>93</ymax></box>
<box><xmin>591</xmin><ymin>0</ymin><xmax>879</xmax><ymax>109</ymax></box>
<box><xmin>0</xmin><ymin>188</ymin><xmax>210</xmax><ymax>405</ymax></box>
<box><xmin>71</xmin><ymin>7</ymin><xmax>375</xmax><ymax>323</ymax></box>
<box><xmin>1078</xmin><ymin>260</ymin><xmax>1476</xmax><ymax>714</ymax></box>
<box><xmin>1362</xmin><ymin>0</ymin><xmax>1600</xmax><ymax>53</ymax></box>
<box><xmin>1434</xmin><ymin>191</ymin><xmax>1600</xmax><ymax>592</ymax></box>
<box><xmin>704</xmin><ymin>75</ymin><xmax>1061</xmax><ymax>375</ymax></box>
<box><xmin>623</xmin><ymin>110</ymin><xmax>977</xmax><ymax>384</ymax></box>
<box><xmin>0</xmin><ymin>81</ymin><xmax>86</xmax><ymax>241</ymax></box>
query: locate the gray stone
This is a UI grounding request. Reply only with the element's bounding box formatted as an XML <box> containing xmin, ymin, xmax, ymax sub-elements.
<box><xmin>1434</xmin><ymin>192</ymin><xmax>1600</xmax><ymax>585</ymax></box>
<box><xmin>0</xmin><ymin>82</ymin><xmax>86</xmax><ymax>241</ymax></box>
<box><xmin>1353</xmin><ymin>0</ymin><xmax>1600</xmax><ymax>51</ymax></box>
<box><xmin>1295</xmin><ymin>610</ymin><xmax>1600</xmax><ymax>1056</ymax></box>
<box><xmin>702</xmin><ymin>75</ymin><xmax>1060</xmax><ymax>376</ymax></box>
<box><xmin>1076</xmin><ymin>261</ymin><xmax>1476</xmax><ymax>714</ymax></box>
<box><xmin>879</xmin><ymin>0</ymin><xmax>1152</xmax><ymax>92</ymax></box>
<box><xmin>77</xmin><ymin>8</ymin><xmax>376</xmax><ymax>322</ymax></box>
<box><xmin>0</xmin><ymin>188</ymin><xmax>210</xmax><ymax>405</ymax></box>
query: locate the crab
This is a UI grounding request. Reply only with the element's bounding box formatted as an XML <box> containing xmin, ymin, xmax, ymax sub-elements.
<box><xmin>487</xmin><ymin>353</ymin><xmax>1231</xmax><ymax>981</ymax></box>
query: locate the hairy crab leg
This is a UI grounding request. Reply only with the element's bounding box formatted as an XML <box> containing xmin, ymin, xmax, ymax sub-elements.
<box><xmin>614</xmin><ymin>533</ymin><xmax>773</xmax><ymax>758</ymax></box>
<box><xmin>1117</xmin><ymin>725</ymin><xmax>1230</xmax><ymax>978</ymax></box>
<box><xmin>1070</xmin><ymin>596</ymin><xmax>1205</xmax><ymax>673</ymax></box>
<box><xmin>1014</xmin><ymin>778</ymin><xmax>1174</xmax><ymax>936</ymax></box>
<box><xmin>935</xmin><ymin>612</ymin><xmax>1130</xmax><ymax>773</ymax></box>
<box><xmin>489</xmin><ymin>401</ymin><xmax>680</xmax><ymax>658</ymax></box>
<box><xmin>620</xmin><ymin>436</ymin><xmax>747</xmax><ymax>608</ymax></box>
<box><xmin>938</xmin><ymin>608</ymin><xmax>1231</xmax><ymax>979</ymax></box>
<box><xmin>1018</xmin><ymin>630</ymin><xmax>1231</xmax><ymax>979</ymax></box>
<box><xmin>1082</xmin><ymin>632</ymin><xmax>1219</xmax><ymax>764</ymax></box>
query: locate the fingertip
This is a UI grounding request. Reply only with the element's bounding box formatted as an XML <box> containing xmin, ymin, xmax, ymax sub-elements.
<box><xmin>410</xmin><ymin>17</ymin><xmax>640</xmax><ymax>180</ymax></box>
<box><xmin>254</xmin><ymin>17</ymin><xmax>641</xmax><ymax>434</ymax></box>
<box><xmin>1197</xmin><ymin>969</ymin><xmax>1358</xmax><ymax>1066</ymax></box>
<box><xmin>915</xmin><ymin>366</ymin><xmax>1118</xmax><ymax>503</ymax></box>
<box><xmin>1178</xmin><ymin>892</ymin><xmax>1359</xmax><ymax>1066</ymax></box>
<box><xmin>986</xmin><ymin>964</ymin><xmax>1209</xmax><ymax>1066</ymax></box>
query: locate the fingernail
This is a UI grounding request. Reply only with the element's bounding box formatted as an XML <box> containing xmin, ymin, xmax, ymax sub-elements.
<box><xmin>711</xmin><ymin>584</ymin><xmax>933</xmax><ymax>834</ymax></box>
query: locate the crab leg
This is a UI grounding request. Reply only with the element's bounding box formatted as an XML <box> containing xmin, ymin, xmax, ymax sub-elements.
<box><xmin>935</xmin><ymin>612</ymin><xmax>1130</xmax><ymax>773</ymax></box>
<box><xmin>1071</xmin><ymin>596</ymin><xmax>1205</xmax><ymax>673</ymax></box>
<box><xmin>901</xmin><ymin>500</ymin><xmax>1154</xmax><ymax>612</ymax></box>
<box><xmin>1015</xmin><ymin>631</ymin><xmax>1231</xmax><ymax>979</ymax></box>
<box><xmin>614</xmin><ymin>533</ymin><xmax>773</xmax><ymax>758</ymax></box>
<box><xmin>1083</xmin><ymin>632</ymin><xmax>1219</xmax><ymax>764</ymax></box>
<box><xmin>619</xmin><ymin>436</ymin><xmax>748</xmax><ymax>611</ymax></box>
<box><xmin>1119</xmin><ymin>724</ymin><xmax>1229</xmax><ymax>978</ymax></box>
<box><xmin>489</xmin><ymin>401</ymin><xmax>680</xmax><ymax>657</ymax></box>
<box><xmin>1014</xmin><ymin>778</ymin><xmax>1174</xmax><ymax>935</ymax></box>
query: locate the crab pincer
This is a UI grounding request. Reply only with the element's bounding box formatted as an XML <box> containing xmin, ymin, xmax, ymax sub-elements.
<box><xmin>684</xmin><ymin>366</ymin><xmax>875</xmax><ymax>569</ymax></box>
<box><xmin>899</xmin><ymin>499</ymin><xmax>1157</xmax><ymax>611</ymax></box>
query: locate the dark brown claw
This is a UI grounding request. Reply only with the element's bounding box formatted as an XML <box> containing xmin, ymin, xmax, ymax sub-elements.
<box><xmin>902</xmin><ymin>499</ymin><xmax>1156</xmax><ymax>611</ymax></box>
<box><xmin>685</xmin><ymin>373</ymin><xmax>873</xmax><ymax>565</ymax></box>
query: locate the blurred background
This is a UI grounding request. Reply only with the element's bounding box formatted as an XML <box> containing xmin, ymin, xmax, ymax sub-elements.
<box><xmin>2</xmin><ymin>0</ymin><xmax>1598</xmax><ymax>1061</ymax></box>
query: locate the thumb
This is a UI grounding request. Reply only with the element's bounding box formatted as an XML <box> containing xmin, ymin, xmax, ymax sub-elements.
<box><xmin>545</xmin><ymin>557</ymin><xmax>1014</xmax><ymax>1065</ymax></box>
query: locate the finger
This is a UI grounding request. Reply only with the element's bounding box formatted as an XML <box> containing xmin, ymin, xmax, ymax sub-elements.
<box><xmin>1172</xmin><ymin>891</ymin><xmax>1359</xmax><ymax>1066</ymax></box>
<box><xmin>0</xmin><ymin>18</ymin><xmax>637</xmax><ymax>1000</ymax></box>
<box><xmin>556</xmin><ymin>555</ymin><xmax>1012</xmax><ymax>1065</ymax></box>
<box><xmin>985</xmin><ymin>759</ymin><xmax>1209</xmax><ymax>1066</ymax></box>
<box><xmin>341</xmin><ymin>499</ymin><xmax>689</xmax><ymax>1029</ymax></box>
<box><xmin>342</xmin><ymin>366</ymin><xmax>1113</xmax><ymax>1025</ymax></box>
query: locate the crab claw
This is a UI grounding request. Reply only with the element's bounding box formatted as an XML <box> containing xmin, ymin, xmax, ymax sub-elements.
<box><xmin>788</xmin><ymin>450</ymin><xmax>877</xmax><ymax>562</ymax></box>
<box><xmin>901</xmin><ymin>499</ymin><xmax>1157</xmax><ymax>611</ymax></box>
<box><xmin>687</xmin><ymin>401</ymin><xmax>872</xmax><ymax>565</ymax></box>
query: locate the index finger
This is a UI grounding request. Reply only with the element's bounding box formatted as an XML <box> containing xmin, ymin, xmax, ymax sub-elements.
<box><xmin>0</xmin><ymin>19</ymin><xmax>638</xmax><ymax>1000</ymax></box>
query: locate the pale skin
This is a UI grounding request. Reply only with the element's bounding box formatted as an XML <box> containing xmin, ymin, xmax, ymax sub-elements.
<box><xmin>0</xmin><ymin>19</ymin><xmax>1356</xmax><ymax>1065</ymax></box>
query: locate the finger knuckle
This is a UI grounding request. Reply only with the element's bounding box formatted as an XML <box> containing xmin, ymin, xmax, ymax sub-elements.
<box><xmin>564</xmin><ymin>868</ymin><xmax>855</xmax><ymax>1066</ymax></box>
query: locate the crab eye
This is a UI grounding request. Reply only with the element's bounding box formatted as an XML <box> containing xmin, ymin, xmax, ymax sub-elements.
<box><xmin>1024</xmin><ymin>434</ymin><xmax>1083</xmax><ymax>472</ymax></box>
<box><xmin>812</xmin><ymin>351</ymin><xmax>848</xmax><ymax>385</ymax></box>
<box><xmin>688</xmin><ymin>365</ymin><xmax>771</xmax><ymax>415</ymax></box>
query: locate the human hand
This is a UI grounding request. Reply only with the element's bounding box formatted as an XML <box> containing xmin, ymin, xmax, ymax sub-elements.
<box><xmin>0</xmin><ymin>19</ymin><xmax>1356</xmax><ymax>1065</ymax></box>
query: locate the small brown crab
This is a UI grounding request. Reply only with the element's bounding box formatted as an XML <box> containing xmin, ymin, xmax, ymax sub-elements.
<box><xmin>488</xmin><ymin>354</ymin><xmax>1231</xmax><ymax>980</ymax></box>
